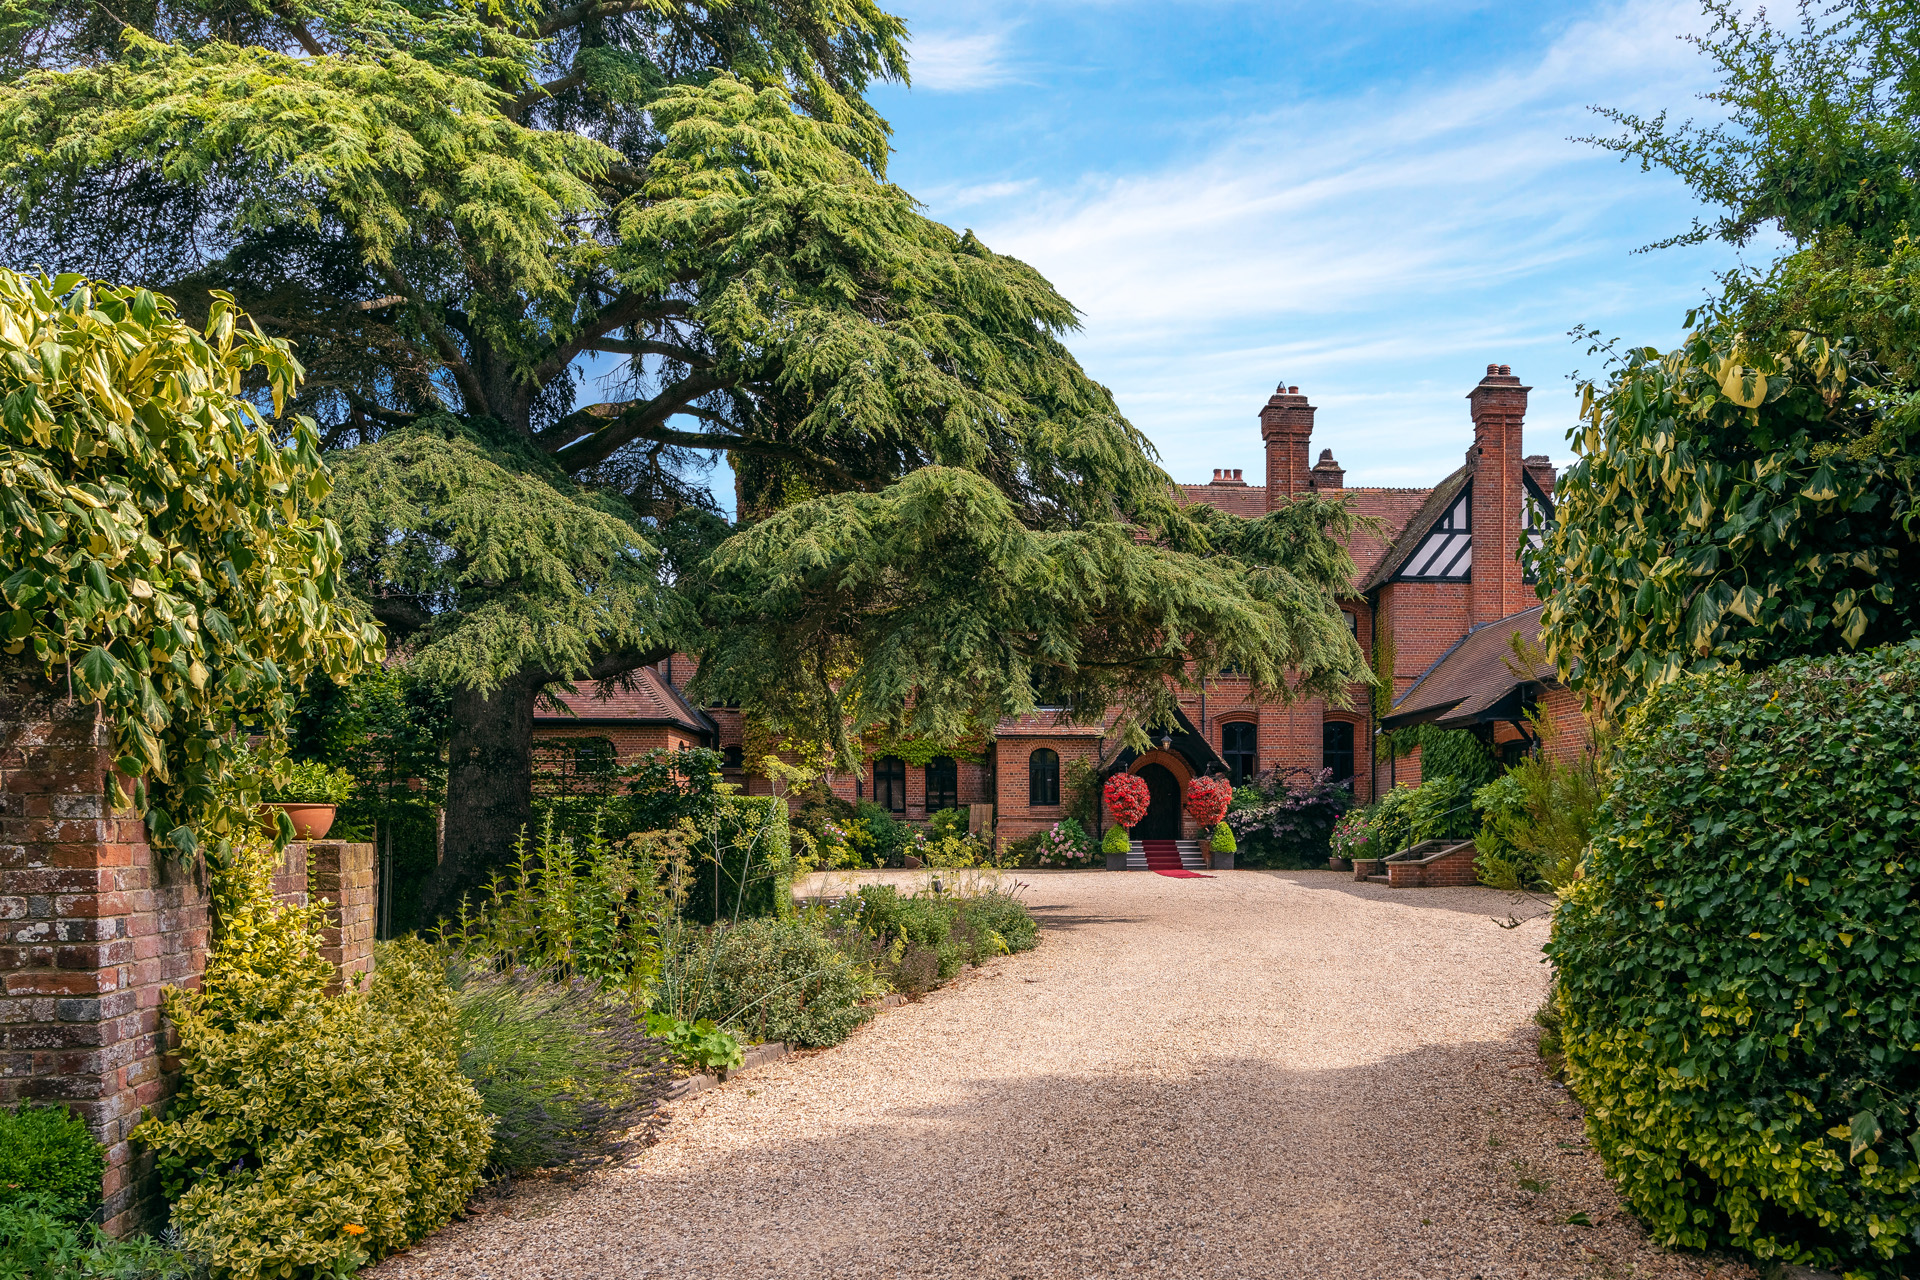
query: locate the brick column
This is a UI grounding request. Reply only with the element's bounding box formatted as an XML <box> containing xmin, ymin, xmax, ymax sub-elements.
<box><xmin>0</xmin><ymin>661</ymin><xmax>208</xmax><ymax>1236</ymax></box>
<box><xmin>307</xmin><ymin>842</ymin><xmax>375</xmax><ymax>992</ymax></box>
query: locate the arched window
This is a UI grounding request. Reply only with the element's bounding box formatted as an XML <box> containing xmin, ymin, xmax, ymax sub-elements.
<box><xmin>1028</xmin><ymin>748</ymin><xmax>1060</xmax><ymax>806</ymax></box>
<box><xmin>1323</xmin><ymin>720</ymin><xmax>1356</xmax><ymax>783</ymax></box>
<box><xmin>1221</xmin><ymin>722</ymin><xmax>1257</xmax><ymax>786</ymax></box>
<box><xmin>926</xmin><ymin>756</ymin><xmax>958</xmax><ymax>811</ymax></box>
<box><xmin>873</xmin><ymin>755</ymin><xmax>907</xmax><ymax>813</ymax></box>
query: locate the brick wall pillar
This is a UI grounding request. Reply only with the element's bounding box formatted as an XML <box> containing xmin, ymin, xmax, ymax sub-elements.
<box><xmin>0</xmin><ymin>662</ymin><xmax>208</xmax><ymax>1236</ymax></box>
<box><xmin>307</xmin><ymin>842</ymin><xmax>375</xmax><ymax>992</ymax></box>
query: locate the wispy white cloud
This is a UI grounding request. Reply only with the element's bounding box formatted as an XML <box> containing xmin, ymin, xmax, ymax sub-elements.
<box><xmin>906</xmin><ymin>25</ymin><xmax>1019</xmax><ymax>91</ymax></box>
<box><xmin>927</xmin><ymin>0</ymin><xmax>1739</xmax><ymax>486</ymax></box>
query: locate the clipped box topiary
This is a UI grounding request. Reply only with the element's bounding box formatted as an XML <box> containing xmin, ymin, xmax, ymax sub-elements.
<box><xmin>0</xmin><ymin>1104</ymin><xmax>103</xmax><ymax>1225</ymax></box>
<box><xmin>1550</xmin><ymin>642</ymin><xmax>1920</xmax><ymax>1277</ymax></box>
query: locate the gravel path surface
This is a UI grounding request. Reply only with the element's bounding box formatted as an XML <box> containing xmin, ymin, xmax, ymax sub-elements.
<box><xmin>375</xmin><ymin>870</ymin><xmax>1755</xmax><ymax>1280</ymax></box>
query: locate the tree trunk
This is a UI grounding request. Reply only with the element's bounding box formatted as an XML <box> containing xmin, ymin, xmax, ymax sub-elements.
<box><xmin>423</xmin><ymin>673</ymin><xmax>539</xmax><ymax>923</ymax></box>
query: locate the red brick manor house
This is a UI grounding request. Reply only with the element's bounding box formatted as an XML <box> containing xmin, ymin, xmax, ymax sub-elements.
<box><xmin>535</xmin><ymin>363</ymin><xmax>1583</xmax><ymax>854</ymax></box>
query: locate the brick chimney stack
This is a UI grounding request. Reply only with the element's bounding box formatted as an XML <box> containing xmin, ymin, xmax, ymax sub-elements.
<box><xmin>1209</xmin><ymin>468</ymin><xmax>1248</xmax><ymax>486</ymax></box>
<box><xmin>1467</xmin><ymin>363</ymin><xmax>1531</xmax><ymax>626</ymax></box>
<box><xmin>1309</xmin><ymin>448</ymin><xmax>1345</xmax><ymax>490</ymax></box>
<box><xmin>1260</xmin><ymin>384</ymin><xmax>1315</xmax><ymax>510</ymax></box>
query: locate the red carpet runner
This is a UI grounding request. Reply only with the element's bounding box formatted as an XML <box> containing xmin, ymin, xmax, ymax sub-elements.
<box><xmin>1141</xmin><ymin>839</ymin><xmax>1213</xmax><ymax>879</ymax></box>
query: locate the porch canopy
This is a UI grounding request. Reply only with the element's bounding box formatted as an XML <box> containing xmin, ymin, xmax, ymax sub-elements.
<box><xmin>1379</xmin><ymin>604</ymin><xmax>1555</xmax><ymax>733</ymax></box>
<box><xmin>1097</xmin><ymin>706</ymin><xmax>1228</xmax><ymax>779</ymax></box>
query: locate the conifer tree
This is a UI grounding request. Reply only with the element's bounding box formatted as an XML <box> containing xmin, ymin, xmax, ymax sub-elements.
<box><xmin>0</xmin><ymin>0</ymin><xmax>1369</xmax><ymax>912</ymax></box>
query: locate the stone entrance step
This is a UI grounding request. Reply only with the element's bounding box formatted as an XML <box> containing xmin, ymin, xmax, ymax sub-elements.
<box><xmin>1126</xmin><ymin>840</ymin><xmax>1206</xmax><ymax>871</ymax></box>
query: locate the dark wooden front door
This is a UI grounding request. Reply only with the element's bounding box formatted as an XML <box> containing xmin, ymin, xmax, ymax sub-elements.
<box><xmin>1135</xmin><ymin>764</ymin><xmax>1181</xmax><ymax>839</ymax></box>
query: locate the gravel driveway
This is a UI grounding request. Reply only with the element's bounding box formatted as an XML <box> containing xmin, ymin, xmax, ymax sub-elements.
<box><xmin>374</xmin><ymin>870</ymin><xmax>1755</xmax><ymax>1280</ymax></box>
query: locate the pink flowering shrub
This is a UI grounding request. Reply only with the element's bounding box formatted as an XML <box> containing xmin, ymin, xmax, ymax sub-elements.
<box><xmin>1036</xmin><ymin>818</ymin><xmax>1096</xmax><ymax>867</ymax></box>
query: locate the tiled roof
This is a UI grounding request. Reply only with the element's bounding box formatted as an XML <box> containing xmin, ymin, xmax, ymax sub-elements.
<box><xmin>1177</xmin><ymin>482</ymin><xmax>1267</xmax><ymax>519</ymax></box>
<box><xmin>1340</xmin><ymin>486</ymin><xmax>1441</xmax><ymax>588</ymax></box>
<box><xmin>1381</xmin><ymin>605</ymin><xmax>1553</xmax><ymax>729</ymax></box>
<box><xmin>1177</xmin><ymin>481</ymin><xmax>1438</xmax><ymax>590</ymax></box>
<box><xmin>993</xmin><ymin>709</ymin><xmax>1110</xmax><ymax>736</ymax></box>
<box><xmin>1359</xmin><ymin>461</ymin><xmax>1475</xmax><ymax>591</ymax></box>
<box><xmin>535</xmin><ymin>669</ymin><xmax>717</xmax><ymax>738</ymax></box>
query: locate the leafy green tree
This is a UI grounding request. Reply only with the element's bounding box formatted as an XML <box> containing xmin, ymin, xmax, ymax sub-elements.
<box><xmin>0</xmin><ymin>0</ymin><xmax>1368</xmax><ymax>913</ymax></box>
<box><xmin>1542</xmin><ymin>0</ymin><xmax>1920</xmax><ymax>709</ymax></box>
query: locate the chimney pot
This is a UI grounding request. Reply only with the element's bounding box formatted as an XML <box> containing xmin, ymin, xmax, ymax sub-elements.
<box><xmin>1499</xmin><ymin>364</ymin><xmax>1511</xmax><ymax>376</ymax></box>
<box><xmin>1486</xmin><ymin>363</ymin><xmax>1499</xmax><ymax>376</ymax></box>
<box><xmin>1287</xmin><ymin>385</ymin><xmax>1299</xmax><ymax>394</ymax></box>
<box><xmin>1233</xmin><ymin>468</ymin><xmax>1242</xmax><ymax>480</ymax></box>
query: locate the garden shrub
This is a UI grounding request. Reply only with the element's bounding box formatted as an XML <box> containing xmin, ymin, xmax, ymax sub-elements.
<box><xmin>1033</xmin><ymin>818</ymin><xmax>1096</xmax><ymax>868</ymax></box>
<box><xmin>696</xmin><ymin>918</ymin><xmax>876</xmax><ymax>1047</ymax></box>
<box><xmin>442</xmin><ymin>951</ymin><xmax>672</xmax><ymax>1175</ymax></box>
<box><xmin>0</xmin><ymin>271</ymin><xmax>379</xmax><ymax>858</ymax></box>
<box><xmin>1473</xmin><ymin>746</ymin><xmax>1599</xmax><ymax>890</ymax></box>
<box><xmin>1551</xmin><ymin>644</ymin><xmax>1920</xmax><ymax>1276</ymax></box>
<box><xmin>440</xmin><ymin>814</ymin><xmax>669</xmax><ymax>1000</ymax></box>
<box><xmin>134</xmin><ymin>839</ymin><xmax>490</xmax><ymax>1279</ymax></box>
<box><xmin>1002</xmin><ymin>830</ymin><xmax>1046</xmax><ymax>866</ymax></box>
<box><xmin>0</xmin><ymin>1105</ymin><xmax>102</xmax><ymax>1225</ymax></box>
<box><xmin>681</xmin><ymin>795</ymin><xmax>796</xmax><ymax>924</ymax></box>
<box><xmin>1224</xmin><ymin>767</ymin><xmax>1353</xmax><ymax>867</ymax></box>
<box><xmin>1209</xmin><ymin>822</ymin><xmax>1235</xmax><ymax>855</ymax></box>
<box><xmin>1100</xmin><ymin>823</ymin><xmax>1129</xmax><ymax>856</ymax></box>
<box><xmin>0</xmin><ymin>1202</ymin><xmax>206</xmax><ymax>1279</ymax></box>
<box><xmin>1361</xmin><ymin>774</ymin><xmax>1476</xmax><ymax>859</ymax></box>
<box><xmin>838</xmin><ymin>886</ymin><xmax>1038</xmax><ymax>996</ymax></box>
<box><xmin>955</xmin><ymin>892</ymin><xmax>1040</xmax><ymax>955</ymax></box>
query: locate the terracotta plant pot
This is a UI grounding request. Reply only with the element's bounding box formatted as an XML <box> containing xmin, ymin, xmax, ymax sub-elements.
<box><xmin>264</xmin><ymin>803</ymin><xmax>337</xmax><ymax>840</ymax></box>
<box><xmin>1327</xmin><ymin>855</ymin><xmax>1351</xmax><ymax>872</ymax></box>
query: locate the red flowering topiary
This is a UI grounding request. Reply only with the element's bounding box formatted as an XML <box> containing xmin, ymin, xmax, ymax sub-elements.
<box><xmin>1102</xmin><ymin>773</ymin><xmax>1150</xmax><ymax>828</ymax></box>
<box><xmin>1184</xmin><ymin>775</ymin><xmax>1233</xmax><ymax>827</ymax></box>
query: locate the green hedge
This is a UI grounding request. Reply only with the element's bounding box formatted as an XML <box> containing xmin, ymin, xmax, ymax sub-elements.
<box><xmin>1550</xmin><ymin>643</ymin><xmax>1920</xmax><ymax>1276</ymax></box>
<box><xmin>0</xmin><ymin>1105</ymin><xmax>102</xmax><ymax>1225</ymax></box>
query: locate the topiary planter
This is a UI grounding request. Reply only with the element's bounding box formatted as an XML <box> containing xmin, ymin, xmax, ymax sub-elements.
<box><xmin>264</xmin><ymin>802</ymin><xmax>336</xmax><ymax>840</ymax></box>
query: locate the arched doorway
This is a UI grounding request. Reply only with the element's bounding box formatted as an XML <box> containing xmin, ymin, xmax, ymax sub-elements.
<box><xmin>1135</xmin><ymin>763</ymin><xmax>1181</xmax><ymax>839</ymax></box>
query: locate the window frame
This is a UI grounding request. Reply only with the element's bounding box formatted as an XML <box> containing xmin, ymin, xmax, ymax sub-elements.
<box><xmin>926</xmin><ymin>755</ymin><xmax>959</xmax><ymax>811</ymax></box>
<box><xmin>1220</xmin><ymin>720</ymin><xmax>1258</xmax><ymax>786</ymax></box>
<box><xmin>1322</xmin><ymin>719</ymin><xmax>1357</xmax><ymax>783</ymax></box>
<box><xmin>1027</xmin><ymin>748</ymin><xmax>1061</xmax><ymax>807</ymax></box>
<box><xmin>873</xmin><ymin>755</ymin><xmax>908</xmax><ymax>814</ymax></box>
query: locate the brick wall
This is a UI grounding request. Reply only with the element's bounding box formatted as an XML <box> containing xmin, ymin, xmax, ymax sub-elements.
<box><xmin>993</xmin><ymin>733</ymin><xmax>1103</xmax><ymax>850</ymax></box>
<box><xmin>0</xmin><ymin>663</ymin><xmax>209</xmax><ymax>1236</ymax></box>
<box><xmin>1</xmin><ymin>660</ymin><xmax>377</xmax><ymax>1235</ymax></box>
<box><xmin>309</xmin><ymin>842</ymin><xmax>375</xmax><ymax>993</ymax></box>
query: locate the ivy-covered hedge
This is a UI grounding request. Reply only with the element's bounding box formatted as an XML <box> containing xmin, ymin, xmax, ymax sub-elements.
<box><xmin>1550</xmin><ymin>643</ymin><xmax>1920</xmax><ymax>1276</ymax></box>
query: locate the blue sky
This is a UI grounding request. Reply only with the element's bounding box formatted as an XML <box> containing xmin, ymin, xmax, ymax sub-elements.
<box><xmin>662</xmin><ymin>0</ymin><xmax>1766</xmax><ymax>512</ymax></box>
<box><xmin>862</xmin><ymin>0</ymin><xmax>1755</xmax><ymax>491</ymax></box>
